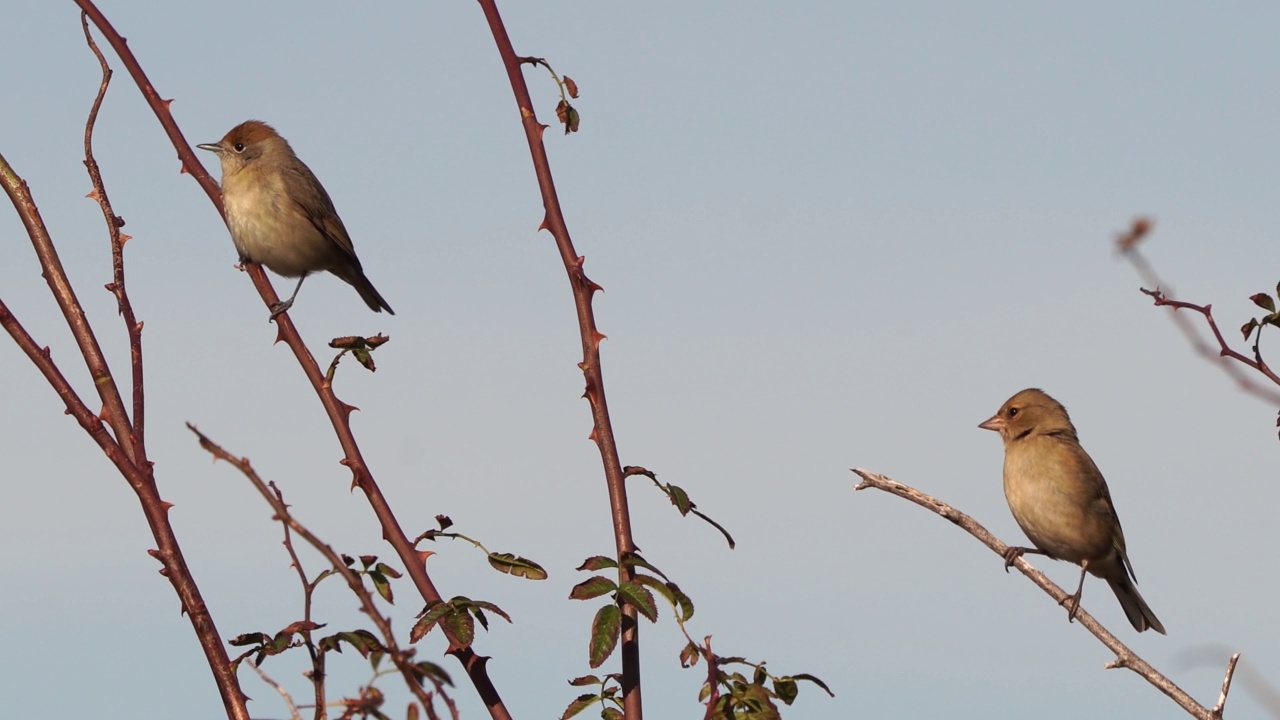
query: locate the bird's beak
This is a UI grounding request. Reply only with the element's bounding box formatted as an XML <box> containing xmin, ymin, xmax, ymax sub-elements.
<box><xmin>196</xmin><ymin>142</ymin><xmax>221</xmax><ymax>154</ymax></box>
<box><xmin>978</xmin><ymin>415</ymin><xmax>1004</xmax><ymax>432</ymax></box>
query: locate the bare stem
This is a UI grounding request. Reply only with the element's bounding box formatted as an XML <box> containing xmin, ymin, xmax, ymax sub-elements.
<box><xmin>852</xmin><ymin>468</ymin><xmax>1231</xmax><ymax>719</ymax></box>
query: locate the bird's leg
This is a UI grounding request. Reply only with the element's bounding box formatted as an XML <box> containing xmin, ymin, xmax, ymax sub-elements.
<box><xmin>269</xmin><ymin>275</ymin><xmax>308</xmax><ymax>321</ymax></box>
<box><xmin>1059</xmin><ymin>563</ymin><xmax>1089</xmax><ymax>623</ymax></box>
<box><xmin>1002</xmin><ymin>546</ymin><xmax>1049</xmax><ymax>572</ymax></box>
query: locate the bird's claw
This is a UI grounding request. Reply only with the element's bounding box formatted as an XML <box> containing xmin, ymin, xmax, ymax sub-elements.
<box><xmin>268</xmin><ymin>299</ymin><xmax>294</xmax><ymax>322</ymax></box>
<box><xmin>1058</xmin><ymin>593</ymin><xmax>1082</xmax><ymax>623</ymax></box>
<box><xmin>1002</xmin><ymin>546</ymin><xmax>1027</xmax><ymax>573</ymax></box>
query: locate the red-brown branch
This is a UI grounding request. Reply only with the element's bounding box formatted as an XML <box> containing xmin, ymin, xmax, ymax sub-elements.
<box><xmin>80</xmin><ymin>12</ymin><xmax>147</xmax><ymax>463</ymax></box>
<box><xmin>475</xmin><ymin>3</ymin><xmax>642</xmax><ymax>718</ymax></box>
<box><xmin>74</xmin><ymin>3</ymin><xmax>511</xmax><ymax>717</ymax></box>
<box><xmin>1117</xmin><ymin>218</ymin><xmax>1280</xmax><ymax>405</ymax></box>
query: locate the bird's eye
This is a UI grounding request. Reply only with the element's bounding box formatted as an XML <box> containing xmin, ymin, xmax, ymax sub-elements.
<box><xmin>1007</xmin><ymin>407</ymin><xmax>1019</xmax><ymax>418</ymax></box>
<box><xmin>233</xmin><ymin>143</ymin><xmax>245</xmax><ymax>153</ymax></box>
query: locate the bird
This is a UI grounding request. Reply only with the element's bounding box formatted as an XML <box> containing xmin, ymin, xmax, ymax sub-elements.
<box><xmin>979</xmin><ymin>388</ymin><xmax>1165</xmax><ymax>634</ymax></box>
<box><xmin>198</xmin><ymin>120</ymin><xmax>394</xmax><ymax>319</ymax></box>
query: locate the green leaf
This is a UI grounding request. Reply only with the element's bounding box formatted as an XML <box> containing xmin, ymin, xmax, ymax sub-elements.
<box><xmin>1251</xmin><ymin>293</ymin><xmax>1276</xmax><ymax>312</ymax></box>
<box><xmin>229</xmin><ymin>632</ymin><xmax>270</xmax><ymax>647</ymax></box>
<box><xmin>679</xmin><ymin>641</ymin><xmax>700</xmax><ymax>668</ymax></box>
<box><xmin>668</xmin><ymin>483</ymin><xmax>693</xmax><ymax>515</ymax></box>
<box><xmin>441</xmin><ymin>605</ymin><xmax>476</xmax><ymax>649</ymax></box>
<box><xmin>620</xmin><ymin>551</ymin><xmax>667</xmax><ymax>580</ymax></box>
<box><xmin>559</xmin><ymin>694</ymin><xmax>596</xmax><ymax>720</ymax></box>
<box><xmin>670</xmin><ymin>582</ymin><xmax>695</xmax><ymax>622</ymax></box>
<box><xmin>318</xmin><ymin>630</ymin><xmax>384</xmax><ymax>657</ymax></box>
<box><xmin>569</xmin><ymin>576</ymin><xmax>617</xmax><ymax>601</ymax></box>
<box><xmin>410</xmin><ymin>600</ymin><xmax>452</xmax><ymax>643</ymax></box>
<box><xmin>369</xmin><ymin>571</ymin><xmax>394</xmax><ymax>603</ymax></box>
<box><xmin>464</xmin><ymin>599</ymin><xmax>512</xmax><ymax>625</ymax></box>
<box><xmin>577</xmin><ymin>556</ymin><xmax>617</xmax><ymax>572</ymax></box>
<box><xmin>601</xmin><ymin>709</ymin><xmax>623</xmax><ymax>720</ymax></box>
<box><xmin>773</xmin><ymin>677</ymin><xmax>798</xmax><ymax>705</ymax></box>
<box><xmin>487</xmin><ymin>552</ymin><xmax>548</xmax><ymax>580</ymax></box>
<box><xmin>408</xmin><ymin>661</ymin><xmax>453</xmax><ymax>688</ymax></box>
<box><xmin>790</xmin><ymin>672</ymin><xmax>835</xmax><ymax>697</ymax></box>
<box><xmin>617</xmin><ymin>581</ymin><xmax>658</xmax><ymax>622</ymax></box>
<box><xmin>588</xmin><ymin>604</ymin><xmax>622</xmax><ymax>668</ymax></box>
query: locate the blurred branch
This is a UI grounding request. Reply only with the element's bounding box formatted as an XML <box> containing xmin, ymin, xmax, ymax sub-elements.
<box><xmin>188</xmin><ymin>424</ymin><xmax>456</xmax><ymax>720</ymax></box>
<box><xmin>1117</xmin><ymin>217</ymin><xmax>1280</xmax><ymax>406</ymax></box>
<box><xmin>852</xmin><ymin>468</ymin><xmax>1231</xmax><ymax>720</ymax></box>
<box><xmin>476</xmin><ymin>2</ymin><xmax>642</xmax><ymax>718</ymax></box>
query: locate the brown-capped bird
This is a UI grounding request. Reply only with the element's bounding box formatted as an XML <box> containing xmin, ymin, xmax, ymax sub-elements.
<box><xmin>979</xmin><ymin>388</ymin><xmax>1165</xmax><ymax>634</ymax></box>
<box><xmin>198</xmin><ymin>120</ymin><xmax>394</xmax><ymax>319</ymax></box>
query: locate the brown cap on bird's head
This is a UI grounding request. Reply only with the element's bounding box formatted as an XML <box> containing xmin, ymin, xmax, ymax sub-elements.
<box><xmin>197</xmin><ymin>120</ymin><xmax>293</xmax><ymax>163</ymax></box>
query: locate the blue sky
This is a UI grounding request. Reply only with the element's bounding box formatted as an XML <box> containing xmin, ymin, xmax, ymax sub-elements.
<box><xmin>4</xmin><ymin>2</ymin><xmax>1279</xmax><ymax>718</ymax></box>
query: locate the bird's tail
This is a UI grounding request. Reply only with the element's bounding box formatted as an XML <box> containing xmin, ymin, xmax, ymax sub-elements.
<box><xmin>339</xmin><ymin>268</ymin><xmax>395</xmax><ymax>315</ymax></box>
<box><xmin>1107</xmin><ymin>573</ymin><xmax>1165</xmax><ymax>634</ymax></box>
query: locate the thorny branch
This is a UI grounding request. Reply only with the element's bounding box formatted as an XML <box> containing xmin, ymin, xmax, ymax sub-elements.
<box><xmin>476</xmin><ymin>2</ymin><xmax>642</xmax><ymax>718</ymax></box>
<box><xmin>74</xmin><ymin>3</ymin><xmax>510</xmax><ymax>716</ymax></box>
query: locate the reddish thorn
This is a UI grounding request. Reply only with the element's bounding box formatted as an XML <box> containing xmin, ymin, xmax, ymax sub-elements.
<box><xmin>104</xmin><ymin>283</ymin><xmax>117</xmax><ymax>293</ymax></box>
<box><xmin>417</xmin><ymin>550</ymin><xmax>435</xmax><ymax>566</ymax></box>
<box><xmin>537</xmin><ymin>216</ymin><xmax>549</xmax><ymax>232</ymax></box>
<box><xmin>85</xmin><ymin>188</ymin><xmax>101</xmax><ymax>201</ymax></box>
<box><xmin>147</xmin><ymin>548</ymin><xmax>160</xmax><ymax>558</ymax></box>
<box><xmin>97</xmin><ymin>405</ymin><xmax>109</xmax><ymax>422</ymax></box>
<box><xmin>535</xmin><ymin>123</ymin><xmax>548</xmax><ymax>140</ymax></box>
<box><xmin>179</xmin><ymin>162</ymin><xmax>189</xmax><ymax>175</ymax></box>
<box><xmin>572</xmin><ymin>255</ymin><xmax>586</xmax><ymax>270</ymax></box>
<box><xmin>594</xmin><ymin>331</ymin><xmax>607</xmax><ymax>348</ymax></box>
<box><xmin>162</xmin><ymin>98</ymin><xmax>174</xmax><ymax>109</ymax></box>
<box><xmin>134</xmin><ymin>321</ymin><xmax>144</xmax><ymax>333</ymax></box>
<box><xmin>119</xmin><ymin>233</ymin><xmax>132</xmax><ymax>245</ymax></box>
<box><xmin>158</xmin><ymin>567</ymin><xmax>170</xmax><ymax>577</ymax></box>
<box><xmin>585</xmin><ymin>278</ymin><xmax>604</xmax><ymax>294</ymax></box>
<box><xmin>161</xmin><ymin>501</ymin><xmax>174</xmax><ymax>512</ymax></box>
<box><xmin>273</xmin><ymin>327</ymin><xmax>286</xmax><ymax>345</ymax></box>
<box><xmin>577</xmin><ymin>361</ymin><xmax>588</xmax><ymax>371</ymax></box>
<box><xmin>587</xmin><ymin>427</ymin><xmax>598</xmax><ymax>442</ymax></box>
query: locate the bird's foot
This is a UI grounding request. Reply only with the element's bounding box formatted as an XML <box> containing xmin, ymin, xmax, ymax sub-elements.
<box><xmin>1002</xmin><ymin>546</ymin><xmax>1031</xmax><ymax>573</ymax></box>
<box><xmin>1058</xmin><ymin>593</ymin><xmax>1083</xmax><ymax>623</ymax></box>
<box><xmin>268</xmin><ymin>298</ymin><xmax>294</xmax><ymax>322</ymax></box>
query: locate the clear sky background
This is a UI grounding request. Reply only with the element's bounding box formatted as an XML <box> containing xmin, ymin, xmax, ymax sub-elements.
<box><xmin>4</xmin><ymin>2</ymin><xmax>1279</xmax><ymax>719</ymax></box>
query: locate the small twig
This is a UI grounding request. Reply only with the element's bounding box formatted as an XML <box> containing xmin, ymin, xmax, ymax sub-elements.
<box><xmin>80</xmin><ymin>11</ymin><xmax>147</xmax><ymax>461</ymax></box>
<box><xmin>1139</xmin><ymin>289</ymin><xmax>1280</xmax><ymax>396</ymax></box>
<box><xmin>1117</xmin><ymin>218</ymin><xmax>1280</xmax><ymax>405</ymax></box>
<box><xmin>187</xmin><ymin>424</ymin><xmax>450</xmax><ymax>717</ymax></box>
<box><xmin>249</xmin><ymin>660</ymin><xmax>305</xmax><ymax>720</ymax></box>
<box><xmin>852</xmin><ymin>468</ymin><xmax>1218</xmax><ymax>719</ymax></box>
<box><xmin>1212</xmin><ymin>653</ymin><xmax>1241</xmax><ymax>719</ymax></box>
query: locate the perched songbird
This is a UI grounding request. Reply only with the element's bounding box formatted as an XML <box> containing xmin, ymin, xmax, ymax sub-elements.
<box><xmin>198</xmin><ymin>120</ymin><xmax>394</xmax><ymax>319</ymax></box>
<box><xmin>979</xmin><ymin>389</ymin><xmax>1165</xmax><ymax>634</ymax></box>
